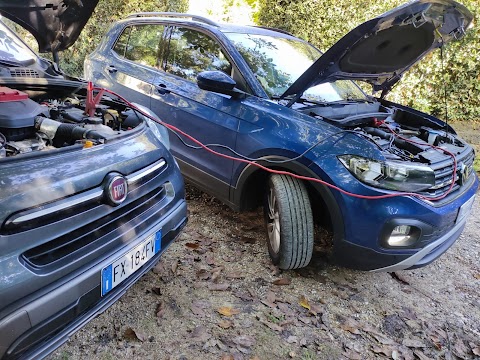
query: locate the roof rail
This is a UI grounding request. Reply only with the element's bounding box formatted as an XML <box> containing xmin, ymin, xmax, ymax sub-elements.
<box><xmin>253</xmin><ymin>25</ymin><xmax>294</xmax><ymax>36</ymax></box>
<box><xmin>127</xmin><ymin>12</ymin><xmax>219</xmax><ymax>27</ymax></box>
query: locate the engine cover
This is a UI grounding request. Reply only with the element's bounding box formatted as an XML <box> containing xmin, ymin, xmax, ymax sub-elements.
<box><xmin>0</xmin><ymin>87</ymin><xmax>47</xmax><ymax>141</ymax></box>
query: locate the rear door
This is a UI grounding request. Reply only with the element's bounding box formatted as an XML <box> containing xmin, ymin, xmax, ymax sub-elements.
<box><xmin>150</xmin><ymin>26</ymin><xmax>245</xmax><ymax>201</ymax></box>
<box><xmin>96</xmin><ymin>23</ymin><xmax>167</xmax><ymax>106</ymax></box>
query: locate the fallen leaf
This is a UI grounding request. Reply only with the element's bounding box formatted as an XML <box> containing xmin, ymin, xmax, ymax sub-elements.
<box><xmin>257</xmin><ymin>315</ymin><xmax>283</xmax><ymax>332</ymax></box>
<box><xmin>413</xmin><ymin>350</ymin><xmax>431</xmax><ymax>360</ymax></box>
<box><xmin>185</xmin><ymin>242</ymin><xmax>200</xmax><ymax>249</ymax></box>
<box><xmin>191</xmin><ymin>304</ymin><xmax>206</xmax><ymax>317</ymax></box>
<box><xmin>343</xmin><ymin>350</ymin><xmax>362</xmax><ymax>360</ymax></box>
<box><xmin>226</xmin><ymin>272</ymin><xmax>244</xmax><ymax>279</ymax></box>
<box><xmin>261</xmin><ymin>291</ymin><xmax>277</xmax><ymax>308</ymax></box>
<box><xmin>152</xmin><ymin>262</ymin><xmax>165</xmax><ymax>274</ymax></box>
<box><xmin>233</xmin><ymin>290</ymin><xmax>255</xmax><ymax>301</ymax></box>
<box><xmin>209</xmin><ymin>283</ymin><xmax>230</xmax><ymax>291</ymax></box>
<box><xmin>471</xmin><ymin>344</ymin><xmax>480</xmax><ymax>356</ymax></box>
<box><xmin>402</xmin><ymin>338</ymin><xmax>425</xmax><ymax>348</ymax></box>
<box><xmin>211</xmin><ymin>270</ymin><xmax>221</xmax><ymax>283</ymax></box>
<box><xmin>309</xmin><ymin>303</ymin><xmax>323</xmax><ymax>316</ymax></box>
<box><xmin>340</xmin><ymin>317</ymin><xmax>361</xmax><ymax>335</ymax></box>
<box><xmin>273</xmin><ymin>278</ymin><xmax>291</xmax><ymax>286</ymax></box>
<box><xmin>171</xmin><ymin>261</ymin><xmax>179</xmax><ymax>274</ymax></box>
<box><xmin>453</xmin><ymin>338</ymin><xmax>469</xmax><ymax>358</ymax></box>
<box><xmin>123</xmin><ymin>327</ymin><xmax>147</xmax><ymax>342</ymax></box>
<box><xmin>190</xmin><ymin>326</ymin><xmax>211</xmax><ymax>342</ymax></box>
<box><xmin>372</xmin><ymin>345</ymin><xmax>393</xmax><ymax>357</ymax></box>
<box><xmin>299</xmin><ymin>296</ymin><xmax>310</xmax><ymax>310</ymax></box>
<box><xmin>288</xmin><ymin>351</ymin><xmax>296</xmax><ymax>358</ymax></box>
<box><xmin>473</xmin><ymin>273</ymin><xmax>480</xmax><ymax>280</ymax></box>
<box><xmin>218</xmin><ymin>320</ymin><xmax>233</xmax><ymax>329</ymax></box>
<box><xmin>232</xmin><ymin>335</ymin><xmax>256</xmax><ymax>348</ymax></box>
<box><xmin>196</xmin><ymin>268</ymin><xmax>210</xmax><ymax>280</ymax></box>
<box><xmin>156</xmin><ymin>301</ymin><xmax>165</xmax><ymax>319</ymax></box>
<box><xmin>206</xmin><ymin>252</ymin><xmax>215</xmax><ymax>265</ymax></box>
<box><xmin>218</xmin><ymin>307</ymin><xmax>240</xmax><ymax>317</ymax></box>
<box><xmin>210</xmin><ymin>266</ymin><xmax>225</xmax><ymax>273</ymax></box>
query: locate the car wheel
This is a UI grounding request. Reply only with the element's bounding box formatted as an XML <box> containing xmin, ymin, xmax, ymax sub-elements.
<box><xmin>264</xmin><ymin>174</ymin><xmax>314</xmax><ymax>269</ymax></box>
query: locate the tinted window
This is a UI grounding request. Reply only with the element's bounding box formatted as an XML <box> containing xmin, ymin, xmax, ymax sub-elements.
<box><xmin>113</xmin><ymin>25</ymin><xmax>164</xmax><ymax>67</ymax></box>
<box><xmin>165</xmin><ymin>28</ymin><xmax>232</xmax><ymax>82</ymax></box>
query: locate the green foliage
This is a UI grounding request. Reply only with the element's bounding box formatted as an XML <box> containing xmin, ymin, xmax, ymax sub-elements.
<box><xmin>257</xmin><ymin>0</ymin><xmax>479</xmax><ymax>122</ymax></box>
<box><xmin>57</xmin><ymin>0</ymin><xmax>188</xmax><ymax>76</ymax></box>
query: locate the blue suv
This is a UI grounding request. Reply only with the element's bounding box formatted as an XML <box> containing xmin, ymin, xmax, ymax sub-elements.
<box><xmin>86</xmin><ymin>0</ymin><xmax>478</xmax><ymax>271</ymax></box>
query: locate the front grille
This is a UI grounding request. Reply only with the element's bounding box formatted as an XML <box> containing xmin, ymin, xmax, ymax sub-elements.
<box><xmin>22</xmin><ymin>185</ymin><xmax>166</xmax><ymax>269</ymax></box>
<box><xmin>9</xmin><ymin>68</ymin><xmax>40</xmax><ymax>78</ymax></box>
<box><xmin>421</xmin><ymin>149</ymin><xmax>475</xmax><ymax>199</ymax></box>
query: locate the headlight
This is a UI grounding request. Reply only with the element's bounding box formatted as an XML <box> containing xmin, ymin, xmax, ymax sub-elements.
<box><xmin>338</xmin><ymin>155</ymin><xmax>435</xmax><ymax>192</ymax></box>
<box><xmin>132</xmin><ymin>103</ymin><xmax>170</xmax><ymax>150</ymax></box>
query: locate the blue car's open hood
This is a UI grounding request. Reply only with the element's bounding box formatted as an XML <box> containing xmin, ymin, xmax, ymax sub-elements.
<box><xmin>281</xmin><ymin>0</ymin><xmax>473</xmax><ymax>99</ymax></box>
<box><xmin>0</xmin><ymin>0</ymin><xmax>99</xmax><ymax>53</ymax></box>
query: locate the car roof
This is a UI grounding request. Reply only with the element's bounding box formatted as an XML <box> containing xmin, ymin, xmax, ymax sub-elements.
<box><xmin>124</xmin><ymin>12</ymin><xmax>298</xmax><ymax>39</ymax></box>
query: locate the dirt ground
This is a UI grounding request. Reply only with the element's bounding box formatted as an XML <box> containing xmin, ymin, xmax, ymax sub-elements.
<box><xmin>47</xmin><ymin>180</ymin><xmax>480</xmax><ymax>360</ymax></box>
<box><xmin>47</xmin><ymin>123</ymin><xmax>480</xmax><ymax>360</ymax></box>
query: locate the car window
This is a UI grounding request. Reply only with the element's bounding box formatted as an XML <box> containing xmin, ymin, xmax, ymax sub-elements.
<box><xmin>0</xmin><ymin>20</ymin><xmax>38</xmax><ymax>65</ymax></box>
<box><xmin>165</xmin><ymin>27</ymin><xmax>232</xmax><ymax>82</ymax></box>
<box><xmin>113</xmin><ymin>24</ymin><xmax>164</xmax><ymax>68</ymax></box>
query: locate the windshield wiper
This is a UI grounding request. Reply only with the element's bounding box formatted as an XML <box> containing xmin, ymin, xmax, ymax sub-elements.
<box><xmin>0</xmin><ymin>59</ymin><xmax>21</xmax><ymax>67</ymax></box>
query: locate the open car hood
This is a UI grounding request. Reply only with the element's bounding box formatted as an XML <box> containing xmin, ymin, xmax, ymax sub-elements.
<box><xmin>0</xmin><ymin>0</ymin><xmax>99</xmax><ymax>53</ymax></box>
<box><xmin>281</xmin><ymin>0</ymin><xmax>473</xmax><ymax>99</ymax></box>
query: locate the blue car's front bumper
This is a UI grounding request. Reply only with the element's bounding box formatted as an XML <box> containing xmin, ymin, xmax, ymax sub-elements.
<box><xmin>330</xmin><ymin>174</ymin><xmax>478</xmax><ymax>271</ymax></box>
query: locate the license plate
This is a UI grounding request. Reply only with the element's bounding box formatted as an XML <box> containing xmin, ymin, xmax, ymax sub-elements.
<box><xmin>101</xmin><ymin>230</ymin><xmax>162</xmax><ymax>296</ymax></box>
<box><xmin>456</xmin><ymin>195</ymin><xmax>475</xmax><ymax>224</ymax></box>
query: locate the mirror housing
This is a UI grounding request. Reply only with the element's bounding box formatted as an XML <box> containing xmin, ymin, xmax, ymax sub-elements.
<box><xmin>197</xmin><ymin>70</ymin><xmax>237</xmax><ymax>95</ymax></box>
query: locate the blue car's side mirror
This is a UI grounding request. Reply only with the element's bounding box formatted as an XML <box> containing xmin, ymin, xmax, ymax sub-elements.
<box><xmin>197</xmin><ymin>70</ymin><xmax>237</xmax><ymax>95</ymax></box>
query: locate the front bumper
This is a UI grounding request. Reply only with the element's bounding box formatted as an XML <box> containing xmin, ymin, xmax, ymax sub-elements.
<box><xmin>0</xmin><ymin>199</ymin><xmax>187</xmax><ymax>360</ymax></box>
<box><xmin>331</xmin><ymin>174</ymin><xmax>478</xmax><ymax>271</ymax></box>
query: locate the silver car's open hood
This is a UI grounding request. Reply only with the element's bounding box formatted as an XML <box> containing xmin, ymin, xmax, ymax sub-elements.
<box><xmin>0</xmin><ymin>0</ymin><xmax>99</xmax><ymax>53</ymax></box>
<box><xmin>281</xmin><ymin>0</ymin><xmax>473</xmax><ymax>99</ymax></box>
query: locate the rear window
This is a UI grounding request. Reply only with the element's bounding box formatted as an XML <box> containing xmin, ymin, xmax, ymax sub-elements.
<box><xmin>113</xmin><ymin>24</ymin><xmax>164</xmax><ymax>68</ymax></box>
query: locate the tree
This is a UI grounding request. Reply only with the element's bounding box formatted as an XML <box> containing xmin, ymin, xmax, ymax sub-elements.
<box><xmin>257</xmin><ymin>0</ymin><xmax>479</xmax><ymax>122</ymax></box>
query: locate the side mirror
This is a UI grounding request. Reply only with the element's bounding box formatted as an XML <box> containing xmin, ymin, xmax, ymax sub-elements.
<box><xmin>197</xmin><ymin>70</ymin><xmax>237</xmax><ymax>95</ymax></box>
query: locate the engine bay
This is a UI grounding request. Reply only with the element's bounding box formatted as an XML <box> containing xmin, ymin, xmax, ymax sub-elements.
<box><xmin>0</xmin><ymin>84</ymin><xmax>142</xmax><ymax>158</ymax></box>
<box><xmin>301</xmin><ymin>100</ymin><xmax>468</xmax><ymax>166</ymax></box>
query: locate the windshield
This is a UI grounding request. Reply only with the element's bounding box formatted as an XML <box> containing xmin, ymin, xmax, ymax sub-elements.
<box><xmin>225</xmin><ymin>32</ymin><xmax>366</xmax><ymax>102</ymax></box>
<box><xmin>0</xmin><ymin>19</ymin><xmax>38</xmax><ymax>65</ymax></box>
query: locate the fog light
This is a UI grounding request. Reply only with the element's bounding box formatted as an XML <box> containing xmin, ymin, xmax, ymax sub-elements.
<box><xmin>388</xmin><ymin>225</ymin><xmax>415</xmax><ymax>246</ymax></box>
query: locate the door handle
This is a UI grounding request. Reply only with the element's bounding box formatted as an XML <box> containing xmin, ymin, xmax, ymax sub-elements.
<box><xmin>107</xmin><ymin>65</ymin><xmax>117</xmax><ymax>74</ymax></box>
<box><xmin>156</xmin><ymin>83</ymin><xmax>171</xmax><ymax>95</ymax></box>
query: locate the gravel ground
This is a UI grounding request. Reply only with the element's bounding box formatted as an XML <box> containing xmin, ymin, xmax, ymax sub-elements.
<box><xmin>48</xmin><ymin>182</ymin><xmax>480</xmax><ymax>360</ymax></box>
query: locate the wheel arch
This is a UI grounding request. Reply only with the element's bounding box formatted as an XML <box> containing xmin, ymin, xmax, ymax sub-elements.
<box><xmin>231</xmin><ymin>158</ymin><xmax>345</xmax><ymax>243</ymax></box>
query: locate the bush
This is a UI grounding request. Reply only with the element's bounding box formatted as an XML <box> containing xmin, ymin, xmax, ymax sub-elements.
<box><xmin>257</xmin><ymin>0</ymin><xmax>479</xmax><ymax>122</ymax></box>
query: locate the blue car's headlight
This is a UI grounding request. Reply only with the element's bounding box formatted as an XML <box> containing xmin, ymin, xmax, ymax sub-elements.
<box><xmin>338</xmin><ymin>155</ymin><xmax>435</xmax><ymax>192</ymax></box>
<box><xmin>132</xmin><ymin>103</ymin><xmax>170</xmax><ymax>150</ymax></box>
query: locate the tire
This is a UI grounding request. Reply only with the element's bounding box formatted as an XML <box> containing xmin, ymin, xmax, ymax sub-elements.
<box><xmin>264</xmin><ymin>174</ymin><xmax>314</xmax><ymax>269</ymax></box>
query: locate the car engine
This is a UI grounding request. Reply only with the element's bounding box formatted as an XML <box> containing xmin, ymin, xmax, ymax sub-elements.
<box><xmin>303</xmin><ymin>101</ymin><xmax>468</xmax><ymax>165</ymax></box>
<box><xmin>0</xmin><ymin>85</ymin><xmax>141</xmax><ymax>158</ymax></box>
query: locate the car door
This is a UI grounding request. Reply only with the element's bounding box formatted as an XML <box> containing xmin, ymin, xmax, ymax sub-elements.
<box><xmin>96</xmin><ymin>24</ymin><xmax>167</xmax><ymax>107</ymax></box>
<box><xmin>149</xmin><ymin>26</ymin><xmax>244</xmax><ymax>202</ymax></box>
